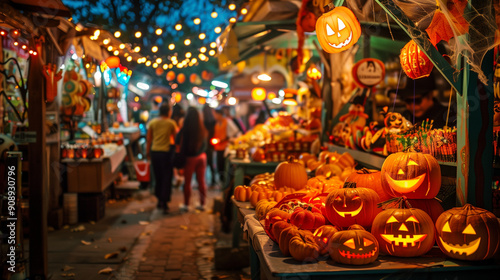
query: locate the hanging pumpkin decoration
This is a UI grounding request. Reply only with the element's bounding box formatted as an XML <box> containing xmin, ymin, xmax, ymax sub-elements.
<box><xmin>274</xmin><ymin>156</ymin><xmax>308</xmax><ymax>191</ymax></box>
<box><xmin>381</xmin><ymin>152</ymin><xmax>441</xmax><ymax>199</ymax></box>
<box><xmin>315</xmin><ymin>6</ymin><xmax>361</xmax><ymax>53</ymax></box>
<box><xmin>251</xmin><ymin>87</ymin><xmax>266</xmax><ymax>101</ymax></box>
<box><xmin>371</xmin><ymin>198</ymin><xmax>435</xmax><ymax>257</ymax></box>
<box><xmin>435</xmin><ymin>204</ymin><xmax>500</xmax><ymax>261</ymax></box>
<box><xmin>328</xmin><ymin>225</ymin><xmax>379</xmax><ymax>265</ymax></box>
<box><xmin>166</xmin><ymin>71</ymin><xmax>176</xmax><ymax>82</ymax></box>
<box><xmin>306</xmin><ymin>64</ymin><xmax>322</xmax><ymax>80</ymax></box>
<box><xmin>400</xmin><ymin>40</ymin><xmax>434</xmax><ymax>79</ymax></box>
<box><xmin>345</xmin><ymin>168</ymin><xmax>393</xmax><ymax>202</ymax></box>
<box><xmin>325</xmin><ymin>182</ymin><xmax>381</xmax><ymax>228</ymax></box>
<box><xmin>105</xmin><ymin>56</ymin><xmax>121</xmax><ymax>69</ymax></box>
<box><xmin>177</xmin><ymin>73</ymin><xmax>186</xmax><ymax>84</ymax></box>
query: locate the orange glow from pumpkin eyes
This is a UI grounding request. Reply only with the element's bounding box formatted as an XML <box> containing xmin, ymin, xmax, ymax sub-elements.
<box><xmin>352</xmin><ymin>195</ymin><xmax>360</xmax><ymax>200</ymax></box>
<box><xmin>363</xmin><ymin>238</ymin><xmax>373</xmax><ymax>246</ymax></box>
<box><xmin>405</xmin><ymin>216</ymin><xmax>419</xmax><ymax>223</ymax></box>
<box><xmin>335</xmin><ymin>196</ymin><xmax>342</xmax><ymax>201</ymax></box>
<box><xmin>323</xmin><ymin>237</ymin><xmax>329</xmax><ymax>243</ymax></box>
<box><xmin>442</xmin><ymin>221</ymin><xmax>452</xmax><ymax>232</ymax></box>
<box><xmin>387</xmin><ymin>216</ymin><xmax>398</xmax><ymax>223</ymax></box>
<box><xmin>397</xmin><ymin>169</ymin><xmax>405</xmax><ymax>175</ymax></box>
<box><xmin>343</xmin><ymin>238</ymin><xmax>356</xmax><ymax>250</ymax></box>
<box><xmin>408</xmin><ymin>159</ymin><xmax>419</xmax><ymax>166</ymax></box>
<box><xmin>462</xmin><ymin>224</ymin><xmax>476</xmax><ymax>235</ymax></box>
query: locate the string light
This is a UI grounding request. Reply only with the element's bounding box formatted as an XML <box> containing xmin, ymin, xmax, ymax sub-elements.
<box><xmin>113</xmin><ymin>50</ymin><xmax>119</xmax><ymax>55</ymax></box>
<box><xmin>229</xmin><ymin>17</ymin><xmax>236</xmax><ymax>23</ymax></box>
<box><xmin>103</xmin><ymin>39</ymin><xmax>110</xmax><ymax>45</ymax></box>
<box><xmin>126</xmin><ymin>56</ymin><xmax>132</xmax><ymax>62</ymax></box>
<box><xmin>199</xmin><ymin>33</ymin><xmax>206</xmax><ymax>40</ymax></box>
<box><xmin>119</xmin><ymin>43</ymin><xmax>125</xmax><ymax>49</ymax></box>
<box><xmin>21</xmin><ymin>45</ymin><xmax>27</xmax><ymax>50</ymax></box>
<box><xmin>168</xmin><ymin>44</ymin><xmax>175</xmax><ymax>50</ymax></box>
<box><xmin>135</xmin><ymin>31</ymin><xmax>142</xmax><ymax>38</ymax></box>
<box><xmin>210</xmin><ymin>42</ymin><xmax>217</xmax><ymax>48</ymax></box>
<box><xmin>153</xmin><ymin>63</ymin><xmax>158</xmax><ymax>68</ymax></box>
<box><xmin>229</xmin><ymin>4</ymin><xmax>236</xmax><ymax>10</ymax></box>
<box><xmin>155</xmin><ymin>28</ymin><xmax>163</xmax><ymax>35</ymax></box>
<box><xmin>114</xmin><ymin>31</ymin><xmax>121</xmax><ymax>38</ymax></box>
<box><xmin>162</xmin><ymin>64</ymin><xmax>168</xmax><ymax>70</ymax></box>
<box><xmin>175</xmin><ymin>23</ymin><xmax>182</xmax><ymax>31</ymax></box>
<box><xmin>133</xmin><ymin>46</ymin><xmax>140</xmax><ymax>52</ymax></box>
<box><xmin>199</xmin><ymin>53</ymin><xmax>207</xmax><ymax>60</ymax></box>
<box><xmin>107</xmin><ymin>46</ymin><xmax>113</xmax><ymax>51</ymax></box>
<box><xmin>172</xmin><ymin>60</ymin><xmax>178</xmax><ymax>65</ymax></box>
<box><xmin>211</xmin><ymin>11</ymin><xmax>218</xmax><ymax>18</ymax></box>
<box><xmin>13</xmin><ymin>42</ymin><xmax>18</xmax><ymax>46</ymax></box>
<box><xmin>193</xmin><ymin>18</ymin><xmax>200</xmax><ymax>25</ymax></box>
<box><xmin>124</xmin><ymin>53</ymin><xmax>129</xmax><ymax>57</ymax></box>
<box><xmin>209</xmin><ymin>50</ymin><xmax>216</xmax><ymax>56</ymax></box>
<box><xmin>156</xmin><ymin>58</ymin><xmax>162</xmax><ymax>63</ymax></box>
<box><xmin>241</xmin><ymin>8</ymin><xmax>248</xmax><ymax>15</ymax></box>
<box><xmin>152</xmin><ymin>46</ymin><xmax>158</xmax><ymax>52</ymax></box>
<box><xmin>145</xmin><ymin>60</ymin><xmax>152</xmax><ymax>66</ymax></box>
<box><xmin>214</xmin><ymin>27</ymin><xmax>222</xmax><ymax>34</ymax></box>
<box><xmin>191</xmin><ymin>58</ymin><xmax>197</xmax><ymax>64</ymax></box>
<box><xmin>184</xmin><ymin>39</ymin><xmax>191</xmax><ymax>46</ymax></box>
<box><xmin>185</xmin><ymin>52</ymin><xmax>192</xmax><ymax>58</ymax></box>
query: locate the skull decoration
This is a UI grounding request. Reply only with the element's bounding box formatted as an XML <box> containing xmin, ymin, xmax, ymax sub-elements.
<box><xmin>381</xmin><ymin>152</ymin><xmax>441</xmax><ymax>199</ymax></box>
<box><xmin>328</xmin><ymin>224</ymin><xmax>379</xmax><ymax>265</ymax></box>
<box><xmin>315</xmin><ymin>6</ymin><xmax>361</xmax><ymax>53</ymax></box>
<box><xmin>371</xmin><ymin>206</ymin><xmax>435</xmax><ymax>257</ymax></box>
<box><xmin>435</xmin><ymin>204</ymin><xmax>500</xmax><ymax>261</ymax></box>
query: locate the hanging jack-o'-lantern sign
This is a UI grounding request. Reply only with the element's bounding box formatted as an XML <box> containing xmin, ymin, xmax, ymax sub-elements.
<box><xmin>306</xmin><ymin>64</ymin><xmax>322</xmax><ymax>80</ymax></box>
<box><xmin>166</xmin><ymin>71</ymin><xmax>176</xmax><ymax>81</ymax></box>
<box><xmin>371</xmin><ymin>199</ymin><xmax>435</xmax><ymax>257</ymax></box>
<box><xmin>329</xmin><ymin>225</ymin><xmax>379</xmax><ymax>265</ymax></box>
<box><xmin>251</xmin><ymin>87</ymin><xmax>266</xmax><ymax>101</ymax></box>
<box><xmin>381</xmin><ymin>152</ymin><xmax>441</xmax><ymax>199</ymax></box>
<box><xmin>105</xmin><ymin>56</ymin><xmax>121</xmax><ymax>69</ymax></box>
<box><xmin>315</xmin><ymin>6</ymin><xmax>361</xmax><ymax>53</ymax></box>
<box><xmin>435</xmin><ymin>204</ymin><xmax>500</xmax><ymax>261</ymax></box>
<box><xmin>400</xmin><ymin>40</ymin><xmax>434</xmax><ymax>79</ymax></box>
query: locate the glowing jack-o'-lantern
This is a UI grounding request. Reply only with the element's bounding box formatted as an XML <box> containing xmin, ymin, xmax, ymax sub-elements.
<box><xmin>306</xmin><ymin>64</ymin><xmax>322</xmax><ymax>80</ymax></box>
<box><xmin>325</xmin><ymin>182</ymin><xmax>381</xmax><ymax>228</ymax></box>
<box><xmin>328</xmin><ymin>225</ymin><xmax>379</xmax><ymax>265</ymax></box>
<box><xmin>400</xmin><ymin>40</ymin><xmax>434</xmax><ymax>79</ymax></box>
<box><xmin>251</xmin><ymin>87</ymin><xmax>266</xmax><ymax>101</ymax></box>
<box><xmin>315</xmin><ymin>6</ymin><xmax>361</xmax><ymax>53</ymax></box>
<box><xmin>435</xmin><ymin>204</ymin><xmax>500</xmax><ymax>261</ymax></box>
<box><xmin>371</xmin><ymin>200</ymin><xmax>435</xmax><ymax>257</ymax></box>
<box><xmin>381</xmin><ymin>152</ymin><xmax>441</xmax><ymax>199</ymax></box>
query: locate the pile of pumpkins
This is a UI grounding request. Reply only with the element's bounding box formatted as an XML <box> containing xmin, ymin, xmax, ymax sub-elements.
<box><xmin>236</xmin><ymin>151</ymin><xmax>500</xmax><ymax>264</ymax></box>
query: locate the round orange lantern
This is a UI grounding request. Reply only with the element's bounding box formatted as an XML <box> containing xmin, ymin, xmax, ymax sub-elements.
<box><xmin>155</xmin><ymin>67</ymin><xmax>164</xmax><ymax>76</ymax></box>
<box><xmin>400</xmin><ymin>40</ymin><xmax>434</xmax><ymax>79</ymax></box>
<box><xmin>306</xmin><ymin>64</ymin><xmax>322</xmax><ymax>80</ymax></box>
<box><xmin>105</xmin><ymin>56</ymin><xmax>120</xmax><ymax>69</ymax></box>
<box><xmin>315</xmin><ymin>6</ymin><xmax>361</xmax><ymax>53</ymax></box>
<box><xmin>189</xmin><ymin>73</ymin><xmax>198</xmax><ymax>83</ymax></box>
<box><xmin>177</xmin><ymin>73</ymin><xmax>186</xmax><ymax>84</ymax></box>
<box><xmin>267</xmin><ymin>92</ymin><xmax>276</xmax><ymax>100</ymax></box>
<box><xmin>198</xmin><ymin>97</ymin><xmax>206</xmax><ymax>104</ymax></box>
<box><xmin>251</xmin><ymin>87</ymin><xmax>266</xmax><ymax>101</ymax></box>
<box><xmin>166</xmin><ymin>71</ymin><xmax>176</xmax><ymax>81</ymax></box>
<box><xmin>174</xmin><ymin>92</ymin><xmax>182</xmax><ymax>103</ymax></box>
<box><xmin>201</xmin><ymin>70</ymin><xmax>213</xmax><ymax>80</ymax></box>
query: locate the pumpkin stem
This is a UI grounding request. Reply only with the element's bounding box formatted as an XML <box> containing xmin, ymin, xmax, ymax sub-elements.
<box><xmin>343</xmin><ymin>181</ymin><xmax>357</xmax><ymax>188</ymax></box>
<box><xmin>324</xmin><ymin>2</ymin><xmax>335</xmax><ymax>12</ymax></box>
<box><xmin>377</xmin><ymin>197</ymin><xmax>400</xmax><ymax>208</ymax></box>
<box><xmin>287</xmin><ymin>155</ymin><xmax>296</xmax><ymax>162</ymax></box>
<box><xmin>359</xmin><ymin>168</ymin><xmax>371</xmax><ymax>174</ymax></box>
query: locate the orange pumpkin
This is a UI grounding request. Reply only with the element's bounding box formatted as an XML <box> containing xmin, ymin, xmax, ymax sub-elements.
<box><xmin>250</xmin><ymin>187</ymin><xmax>271</xmax><ymax>207</ymax></box>
<box><xmin>329</xmin><ymin>225</ymin><xmax>379</xmax><ymax>265</ymax></box>
<box><xmin>271</xmin><ymin>221</ymin><xmax>293</xmax><ymax>244</ymax></box>
<box><xmin>289</xmin><ymin>206</ymin><xmax>326</xmax><ymax>230</ymax></box>
<box><xmin>315</xmin><ymin>6</ymin><xmax>361</xmax><ymax>53</ymax></box>
<box><xmin>313</xmin><ymin>225</ymin><xmax>340</xmax><ymax>255</ymax></box>
<box><xmin>345</xmin><ymin>168</ymin><xmax>392</xmax><ymax>202</ymax></box>
<box><xmin>307</xmin><ymin>175</ymin><xmax>342</xmax><ymax>193</ymax></box>
<box><xmin>279</xmin><ymin>225</ymin><xmax>300</xmax><ymax>256</ymax></box>
<box><xmin>234</xmin><ymin>185</ymin><xmax>252</xmax><ymax>202</ymax></box>
<box><xmin>255</xmin><ymin>199</ymin><xmax>277</xmax><ymax>220</ymax></box>
<box><xmin>265</xmin><ymin>209</ymin><xmax>292</xmax><ymax>242</ymax></box>
<box><xmin>400</xmin><ymin>40</ymin><xmax>434</xmax><ymax>80</ymax></box>
<box><xmin>274</xmin><ymin>156</ymin><xmax>308</xmax><ymax>191</ymax></box>
<box><xmin>315</xmin><ymin>157</ymin><xmax>343</xmax><ymax>177</ymax></box>
<box><xmin>382</xmin><ymin>198</ymin><xmax>444</xmax><ymax>224</ymax></box>
<box><xmin>289</xmin><ymin>230</ymin><xmax>320</xmax><ymax>262</ymax></box>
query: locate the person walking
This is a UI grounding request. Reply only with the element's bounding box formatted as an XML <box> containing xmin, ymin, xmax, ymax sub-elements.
<box><xmin>202</xmin><ymin>104</ymin><xmax>216</xmax><ymax>187</ymax></box>
<box><xmin>176</xmin><ymin>107</ymin><xmax>208</xmax><ymax>212</ymax></box>
<box><xmin>146</xmin><ymin>103</ymin><xmax>178</xmax><ymax>213</ymax></box>
<box><xmin>171</xmin><ymin>103</ymin><xmax>186</xmax><ymax>187</ymax></box>
<box><xmin>212</xmin><ymin>108</ymin><xmax>241</xmax><ymax>187</ymax></box>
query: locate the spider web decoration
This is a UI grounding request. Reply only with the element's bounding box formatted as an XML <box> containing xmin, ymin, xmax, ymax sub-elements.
<box><xmin>0</xmin><ymin>57</ymin><xmax>29</xmax><ymax>123</ymax></box>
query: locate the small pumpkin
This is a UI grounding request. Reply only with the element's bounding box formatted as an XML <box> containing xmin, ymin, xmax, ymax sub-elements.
<box><xmin>252</xmin><ymin>148</ymin><xmax>266</xmax><ymax>162</ymax></box>
<box><xmin>234</xmin><ymin>185</ymin><xmax>252</xmax><ymax>202</ymax></box>
<box><xmin>307</xmin><ymin>175</ymin><xmax>343</xmax><ymax>193</ymax></box>
<box><xmin>274</xmin><ymin>156</ymin><xmax>308</xmax><ymax>191</ymax></box>
<box><xmin>289</xmin><ymin>230</ymin><xmax>321</xmax><ymax>262</ymax></box>
<box><xmin>264</xmin><ymin>209</ymin><xmax>292</xmax><ymax>242</ymax></box>
<box><xmin>435</xmin><ymin>204</ymin><xmax>500</xmax><ymax>261</ymax></box>
<box><xmin>313</xmin><ymin>225</ymin><xmax>341</xmax><ymax>255</ymax></box>
<box><xmin>315</xmin><ymin>157</ymin><xmax>343</xmax><ymax>178</ymax></box>
<box><xmin>328</xmin><ymin>224</ymin><xmax>379</xmax><ymax>265</ymax></box>
<box><xmin>279</xmin><ymin>225</ymin><xmax>300</xmax><ymax>256</ymax></box>
<box><xmin>250</xmin><ymin>187</ymin><xmax>271</xmax><ymax>207</ymax></box>
<box><xmin>315</xmin><ymin>6</ymin><xmax>361</xmax><ymax>53</ymax></box>
<box><xmin>289</xmin><ymin>206</ymin><xmax>326</xmax><ymax>230</ymax></box>
<box><xmin>371</xmin><ymin>198</ymin><xmax>435</xmax><ymax>257</ymax></box>
<box><xmin>325</xmin><ymin>182</ymin><xmax>381</xmax><ymax>228</ymax></box>
<box><xmin>271</xmin><ymin>221</ymin><xmax>293</xmax><ymax>244</ymax></box>
<box><xmin>255</xmin><ymin>199</ymin><xmax>277</xmax><ymax>220</ymax></box>
<box><xmin>345</xmin><ymin>168</ymin><xmax>392</xmax><ymax>202</ymax></box>
<box><xmin>381</xmin><ymin>152</ymin><xmax>441</xmax><ymax>199</ymax></box>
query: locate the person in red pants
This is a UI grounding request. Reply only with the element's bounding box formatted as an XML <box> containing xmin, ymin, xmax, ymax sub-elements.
<box><xmin>176</xmin><ymin>107</ymin><xmax>208</xmax><ymax>212</ymax></box>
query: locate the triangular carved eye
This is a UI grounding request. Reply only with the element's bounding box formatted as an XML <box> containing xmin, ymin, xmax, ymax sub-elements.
<box><xmin>343</xmin><ymin>238</ymin><xmax>356</xmax><ymax>250</ymax></box>
<box><xmin>338</xmin><ymin>18</ymin><xmax>346</xmax><ymax>31</ymax></box>
<box><xmin>442</xmin><ymin>221</ymin><xmax>452</xmax><ymax>232</ymax></box>
<box><xmin>405</xmin><ymin>216</ymin><xmax>419</xmax><ymax>223</ymax></box>
<box><xmin>326</xmin><ymin>23</ymin><xmax>335</xmax><ymax>36</ymax></box>
<box><xmin>363</xmin><ymin>238</ymin><xmax>373</xmax><ymax>247</ymax></box>
<box><xmin>387</xmin><ymin>216</ymin><xmax>398</xmax><ymax>224</ymax></box>
<box><xmin>462</xmin><ymin>224</ymin><xmax>476</xmax><ymax>235</ymax></box>
<box><xmin>408</xmin><ymin>159</ymin><xmax>419</xmax><ymax>166</ymax></box>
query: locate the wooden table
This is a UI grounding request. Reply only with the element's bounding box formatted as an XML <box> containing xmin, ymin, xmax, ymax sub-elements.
<box><xmin>237</xmin><ymin>206</ymin><xmax>500</xmax><ymax>280</ymax></box>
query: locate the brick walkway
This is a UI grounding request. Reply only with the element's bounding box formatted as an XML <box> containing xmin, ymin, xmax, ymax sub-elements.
<box><xmin>112</xmin><ymin>187</ymin><xmax>251</xmax><ymax>280</ymax></box>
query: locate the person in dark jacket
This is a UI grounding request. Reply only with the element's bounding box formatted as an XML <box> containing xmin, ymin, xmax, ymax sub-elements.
<box><xmin>202</xmin><ymin>104</ymin><xmax>216</xmax><ymax>187</ymax></box>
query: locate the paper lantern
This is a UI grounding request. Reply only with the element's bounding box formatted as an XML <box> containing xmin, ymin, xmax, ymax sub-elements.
<box><xmin>166</xmin><ymin>71</ymin><xmax>176</xmax><ymax>81</ymax></box>
<box><xmin>155</xmin><ymin>67</ymin><xmax>164</xmax><ymax>76</ymax></box>
<box><xmin>306</xmin><ymin>64</ymin><xmax>322</xmax><ymax>80</ymax></box>
<box><xmin>400</xmin><ymin>40</ymin><xmax>434</xmax><ymax>79</ymax></box>
<box><xmin>201</xmin><ymin>70</ymin><xmax>214</xmax><ymax>80</ymax></box>
<box><xmin>189</xmin><ymin>73</ymin><xmax>199</xmax><ymax>84</ymax></box>
<box><xmin>251</xmin><ymin>87</ymin><xmax>266</xmax><ymax>101</ymax></box>
<box><xmin>177</xmin><ymin>73</ymin><xmax>186</xmax><ymax>84</ymax></box>
<box><xmin>105</xmin><ymin>56</ymin><xmax>120</xmax><ymax>69</ymax></box>
<box><xmin>315</xmin><ymin>6</ymin><xmax>361</xmax><ymax>53</ymax></box>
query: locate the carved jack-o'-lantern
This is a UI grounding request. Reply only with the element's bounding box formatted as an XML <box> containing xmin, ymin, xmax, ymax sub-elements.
<box><xmin>400</xmin><ymin>40</ymin><xmax>434</xmax><ymax>80</ymax></box>
<box><xmin>325</xmin><ymin>182</ymin><xmax>381</xmax><ymax>228</ymax></box>
<box><xmin>435</xmin><ymin>204</ymin><xmax>500</xmax><ymax>261</ymax></box>
<box><xmin>315</xmin><ymin>6</ymin><xmax>361</xmax><ymax>53</ymax></box>
<box><xmin>381</xmin><ymin>152</ymin><xmax>441</xmax><ymax>199</ymax></box>
<box><xmin>328</xmin><ymin>225</ymin><xmax>379</xmax><ymax>265</ymax></box>
<box><xmin>371</xmin><ymin>202</ymin><xmax>435</xmax><ymax>257</ymax></box>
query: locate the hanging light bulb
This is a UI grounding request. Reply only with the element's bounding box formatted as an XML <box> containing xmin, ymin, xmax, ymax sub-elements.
<box><xmin>156</xmin><ymin>58</ymin><xmax>162</xmax><ymax>64</ymax></box>
<box><xmin>107</xmin><ymin>46</ymin><xmax>113</xmax><ymax>51</ymax></box>
<box><xmin>200</xmin><ymin>47</ymin><xmax>207</xmax><ymax>53</ymax></box>
<box><xmin>119</xmin><ymin>43</ymin><xmax>125</xmax><ymax>49</ymax></box>
<box><xmin>114</xmin><ymin>31</ymin><xmax>121</xmax><ymax>38</ymax></box>
<box><xmin>185</xmin><ymin>52</ymin><xmax>192</xmax><ymax>58</ymax></box>
<box><xmin>193</xmin><ymin>18</ymin><xmax>201</xmax><ymax>25</ymax></box>
<box><xmin>145</xmin><ymin>60</ymin><xmax>152</xmax><ymax>66</ymax></box>
<box><xmin>210</xmin><ymin>42</ymin><xmax>217</xmax><ymax>48</ymax></box>
<box><xmin>113</xmin><ymin>50</ymin><xmax>119</xmax><ymax>56</ymax></box>
<box><xmin>133</xmin><ymin>46</ymin><xmax>141</xmax><ymax>52</ymax></box>
<box><xmin>229</xmin><ymin>17</ymin><xmax>236</xmax><ymax>23</ymax></box>
<box><xmin>211</xmin><ymin>11</ymin><xmax>218</xmax><ymax>18</ymax></box>
<box><xmin>214</xmin><ymin>27</ymin><xmax>222</xmax><ymax>34</ymax></box>
<box><xmin>135</xmin><ymin>31</ymin><xmax>142</xmax><ymax>38</ymax></box>
<box><xmin>126</xmin><ymin>56</ymin><xmax>133</xmax><ymax>62</ymax></box>
<box><xmin>155</xmin><ymin>28</ymin><xmax>163</xmax><ymax>35</ymax></box>
<box><xmin>168</xmin><ymin>43</ymin><xmax>175</xmax><ymax>50</ymax></box>
<box><xmin>199</xmin><ymin>33</ymin><xmax>206</xmax><ymax>40</ymax></box>
<box><xmin>208</xmin><ymin>50</ymin><xmax>216</xmax><ymax>56</ymax></box>
<box><xmin>103</xmin><ymin>39</ymin><xmax>110</xmax><ymax>45</ymax></box>
<box><xmin>241</xmin><ymin>8</ymin><xmax>248</xmax><ymax>15</ymax></box>
<box><xmin>184</xmin><ymin>39</ymin><xmax>191</xmax><ymax>46</ymax></box>
<box><xmin>153</xmin><ymin>63</ymin><xmax>158</xmax><ymax>68</ymax></box>
<box><xmin>229</xmin><ymin>4</ymin><xmax>236</xmax><ymax>10</ymax></box>
<box><xmin>175</xmin><ymin>23</ymin><xmax>182</xmax><ymax>31</ymax></box>
<box><xmin>152</xmin><ymin>46</ymin><xmax>158</xmax><ymax>53</ymax></box>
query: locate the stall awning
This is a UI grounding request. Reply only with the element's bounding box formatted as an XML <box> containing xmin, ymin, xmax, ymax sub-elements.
<box><xmin>8</xmin><ymin>0</ymin><xmax>71</xmax><ymax>17</ymax></box>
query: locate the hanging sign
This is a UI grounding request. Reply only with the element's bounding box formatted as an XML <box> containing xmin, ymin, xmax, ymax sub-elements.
<box><xmin>352</xmin><ymin>58</ymin><xmax>385</xmax><ymax>88</ymax></box>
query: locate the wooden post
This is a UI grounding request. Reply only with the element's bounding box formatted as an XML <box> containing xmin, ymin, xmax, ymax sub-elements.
<box><xmin>28</xmin><ymin>36</ymin><xmax>48</xmax><ymax>279</ymax></box>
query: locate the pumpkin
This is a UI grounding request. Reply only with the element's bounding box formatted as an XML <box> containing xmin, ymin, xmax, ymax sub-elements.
<box><xmin>383</xmin><ymin>198</ymin><xmax>444</xmax><ymax>224</ymax></box>
<box><xmin>289</xmin><ymin>206</ymin><xmax>326</xmax><ymax>230</ymax></box>
<box><xmin>313</xmin><ymin>225</ymin><xmax>341</xmax><ymax>255</ymax></box>
<box><xmin>325</xmin><ymin>182</ymin><xmax>381</xmax><ymax>228</ymax></box>
<box><xmin>274</xmin><ymin>156</ymin><xmax>308</xmax><ymax>191</ymax></box>
<box><xmin>315</xmin><ymin>6</ymin><xmax>361</xmax><ymax>53</ymax></box>
<box><xmin>309</xmin><ymin>192</ymin><xmax>330</xmax><ymax>218</ymax></box>
<box><xmin>306</xmin><ymin>158</ymin><xmax>322</xmax><ymax>170</ymax></box>
<box><xmin>328</xmin><ymin>224</ymin><xmax>379</xmax><ymax>265</ymax></box>
<box><xmin>400</xmin><ymin>40</ymin><xmax>433</xmax><ymax>80</ymax></box>
<box><xmin>234</xmin><ymin>185</ymin><xmax>252</xmax><ymax>202</ymax></box>
<box><xmin>252</xmin><ymin>148</ymin><xmax>266</xmax><ymax>162</ymax></box>
<box><xmin>270</xmin><ymin>190</ymin><xmax>289</xmax><ymax>203</ymax></box>
<box><xmin>336</xmin><ymin>152</ymin><xmax>356</xmax><ymax>169</ymax></box>
<box><xmin>289</xmin><ymin>230</ymin><xmax>321</xmax><ymax>262</ymax></box>
<box><xmin>381</xmin><ymin>152</ymin><xmax>441</xmax><ymax>199</ymax></box>
<box><xmin>371</xmin><ymin>199</ymin><xmax>435</xmax><ymax>257</ymax></box>
<box><xmin>271</xmin><ymin>221</ymin><xmax>293</xmax><ymax>244</ymax></box>
<box><xmin>279</xmin><ymin>226</ymin><xmax>300</xmax><ymax>256</ymax></box>
<box><xmin>315</xmin><ymin>157</ymin><xmax>343</xmax><ymax>178</ymax></box>
<box><xmin>307</xmin><ymin>175</ymin><xmax>343</xmax><ymax>193</ymax></box>
<box><xmin>255</xmin><ymin>199</ymin><xmax>277</xmax><ymax>220</ymax></box>
<box><xmin>345</xmin><ymin>168</ymin><xmax>392</xmax><ymax>202</ymax></box>
<box><xmin>435</xmin><ymin>204</ymin><xmax>500</xmax><ymax>261</ymax></box>
<box><xmin>264</xmin><ymin>209</ymin><xmax>291</xmax><ymax>242</ymax></box>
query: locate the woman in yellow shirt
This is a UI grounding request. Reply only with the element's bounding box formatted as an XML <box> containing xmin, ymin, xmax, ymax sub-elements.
<box><xmin>146</xmin><ymin>103</ymin><xmax>178</xmax><ymax>213</ymax></box>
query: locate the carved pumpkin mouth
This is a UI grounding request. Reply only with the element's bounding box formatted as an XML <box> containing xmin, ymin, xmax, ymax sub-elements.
<box><xmin>439</xmin><ymin>237</ymin><xmax>481</xmax><ymax>256</ymax></box>
<box><xmin>385</xmin><ymin>173</ymin><xmax>426</xmax><ymax>193</ymax></box>
<box><xmin>333</xmin><ymin>201</ymin><xmax>363</xmax><ymax>217</ymax></box>
<box><xmin>328</xmin><ymin>31</ymin><xmax>353</xmax><ymax>49</ymax></box>
<box><xmin>339</xmin><ymin>247</ymin><xmax>377</xmax><ymax>259</ymax></box>
<box><xmin>380</xmin><ymin>234</ymin><xmax>427</xmax><ymax>247</ymax></box>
